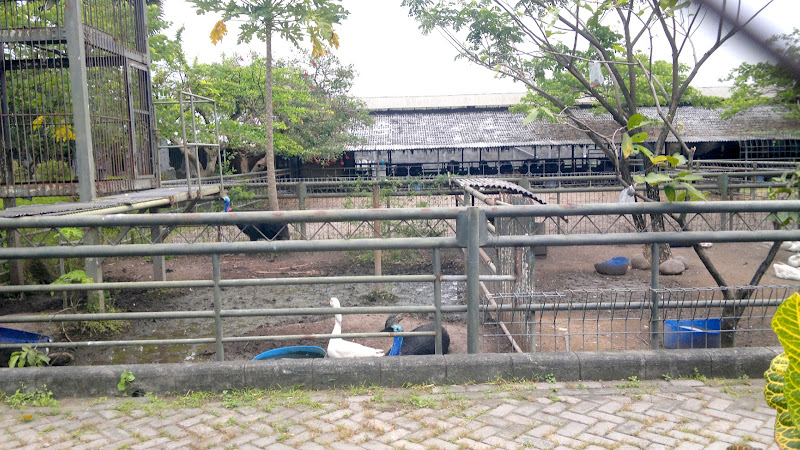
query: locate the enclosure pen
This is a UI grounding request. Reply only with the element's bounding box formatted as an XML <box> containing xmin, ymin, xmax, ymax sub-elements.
<box><xmin>0</xmin><ymin>194</ymin><xmax>798</xmax><ymax>361</ymax></box>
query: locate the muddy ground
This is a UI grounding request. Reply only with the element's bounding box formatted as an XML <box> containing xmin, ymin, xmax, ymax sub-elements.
<box><xmin>3</xmin><ymin>242</ymin><xmax>798</xmax><ymax>365</ymax></box>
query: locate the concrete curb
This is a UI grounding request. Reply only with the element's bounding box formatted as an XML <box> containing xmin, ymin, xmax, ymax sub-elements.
<box><xmin>0</xmin><ymin>347</ymin><xmax>781</xmax><ymax>398</ymax></box>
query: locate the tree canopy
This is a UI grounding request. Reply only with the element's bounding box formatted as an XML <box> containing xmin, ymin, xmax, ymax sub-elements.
<box><xmin>148</xmin><ymin>12</ymin><xmax>370</xmax><ymax>177</ymax></box>
<box><xmin>185</xmin><ymin>0</ymin><xmax>349</xmax><ymax>210</ymax></box>
<box><xmin>403</xmin><ymin>0</ymin><xmax>768</xmax><ymax>195</ymax></box>
<box><xmin>723</xmin><ymin>28</ymin><xmax>800</xmax><ymax>119</ymax></box>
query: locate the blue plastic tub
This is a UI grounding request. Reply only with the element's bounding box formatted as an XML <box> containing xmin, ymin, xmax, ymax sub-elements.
<box><xmin>0</xmin><ymin>327</ymin><xmax>52</xmax><ymax>365</ymax></box>
<box><xmin>253</xmin><ymin>345</ymin><xmax>327</xmax><ymax>360</ymax></box>
<box><xmin>663</xmin><ymin>319</ymin><xmax>721</xmax><ymax>349</ymax></box>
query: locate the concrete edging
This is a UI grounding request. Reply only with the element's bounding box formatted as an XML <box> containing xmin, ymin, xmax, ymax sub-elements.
<box><xmin>0</xmin><ymin>347</ymin><xmax>782</xmax><ymax>398</ymax></box>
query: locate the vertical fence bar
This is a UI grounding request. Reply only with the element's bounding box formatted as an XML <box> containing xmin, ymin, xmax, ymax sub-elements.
<box><xmin>150</xmin><ymin>207</ymin><xmax>166</xmax><ymax>282</ymax></box>
<box><xmin>373</xmin><ymin>184</ymin><xmax>383</xmax><ymax>292</ymax></box>
<box><xmin>179</xmin><ymin>92</ymin><xmax>191</xmax><ymax>195</ymax></box>
<box><xmin>718</xmin><ymin>173</ymin><xmax>730</xmax><ymax>230</ymax></box>
<box><xmin>65</xmin><ymin>0</ymin><xmax>97</xmax><ymax>202</ymax></box>
<box><xmin>433</xmin><ymin>248</ymin><xmax>443</xmax><ymax>354</ymax></box>
<box><xmin>527</xmin><ymin>242</ymin><xmax>536</xmax><ymax>352</ymax></box>
<box><xmin>214</xmin><ymin>102</ymin><xmax>223</xmax><ymax>189</ymax></box>
<box><xmin>212</xmin><ymin>253</ymin><xmax>224</xmax><ymax>361</ymax></box>
<box><xmin>650</xmin><ymin>242</ymin><xmax>660</xmax><ymax>350</ymax></box>
<box><xmin>189</xmin><ymin>95</ymin><xmax>202</xmax><ymax>192</ymax></box>
<box><xmin>298</xmin><ymin>182</ymin><xmax>307</xmax><ymax>238</ymax></box>
<box><xmin>464</xmin><ymin>207</ymin><xmax>483</xmax><ymax>353</ymax></box>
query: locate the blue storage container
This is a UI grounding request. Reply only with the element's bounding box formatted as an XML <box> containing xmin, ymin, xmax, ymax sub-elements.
<box><xmin>253</xmin><ymin>345</ymin><xmax>327</xmax><ymax>360</ymax></box>
<box><xmin>0</xmin><ymin>327</ymin><xmax>52</xmax><ymax>365</ymax></box>
<box><xmin>663</xmin><ymin>319</ymin><xmax>721</xmax><ymax>349</ymax></box>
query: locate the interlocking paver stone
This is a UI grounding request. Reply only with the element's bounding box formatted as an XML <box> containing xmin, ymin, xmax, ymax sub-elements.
<box><xmin>0</xmin><ymin>379</ymin><xmax>778</xmax><ymax>449</ymax></box>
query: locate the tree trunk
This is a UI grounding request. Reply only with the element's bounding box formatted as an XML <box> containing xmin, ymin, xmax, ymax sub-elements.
<box><xmin>264</xmin><ymin>25</ymin><xmax>280</xmax><ymax>211</ymax></box>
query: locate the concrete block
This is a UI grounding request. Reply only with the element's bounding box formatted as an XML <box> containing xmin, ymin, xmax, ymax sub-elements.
<box><xmin>161</xmin><ymin>362</ymin><xmax>247</xmax><ymax>393</ymax></box>
<box><xmin>243</xmin><ymin>359</ymin><xmax>315</xmax><ymax>389</ymax></box>
<box><xmin>313</xmin><ymin>357</ymin><xmax>381</xmax><ymax>388</ymax></box>
<box><xmin>444</xmin><ymin>353</ymin><xmax>513</xmax><ymax>384</ymax></box>
<box><xmin>129</xmin><ymin>363</ymin><xmax>185</xmax><ymax>395</ymax></box>
<box><xmin>642</xmin><ymin>350</ymin><xmax>712</xmax><ymax>380</ymax></box>
<box><xmin>510</xmin><ymin>352</ymin><xmax>580</xmax><ymax>381</ymax></box>
<box><xmin>710</xmin><ymin>347</ymin><xmax>775</xmax><ymax>379</ymax></box>
<box><xmin>380</xmin><ymin>355</ymin><xmax>447</xmax><ymax>387</ymax></box>
<box><xmin>38</xmin><ymin>365</ymin><xmax>119</xmax><ymax>397</ymax></box>
<box><xmin>577</xmin><ymin>351</ymin><xmax>645</xmax><ymax>381</ymax></box>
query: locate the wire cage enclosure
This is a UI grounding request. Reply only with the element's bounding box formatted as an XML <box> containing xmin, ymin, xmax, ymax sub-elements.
<box><xmin>482</xmin><ymin>286</ymin><xmax>793</xmax><ymax>353</ymax></box>
<box><xmin>0</xmin><ymin>0</ymin><xmax>158</xmax><ymax>199</ymax></box>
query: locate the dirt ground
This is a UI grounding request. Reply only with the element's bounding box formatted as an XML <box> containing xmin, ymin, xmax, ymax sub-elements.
<box><xmin>3</xmin><ymin>241</ymin><xmax>798</xmax><ymax>364</ymax></box>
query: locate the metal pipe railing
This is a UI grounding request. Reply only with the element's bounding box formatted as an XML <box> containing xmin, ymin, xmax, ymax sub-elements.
<box><xmin>1</xmin><ymin>201</ymin><xmax>799</xmax><ymax>359</ymax></box>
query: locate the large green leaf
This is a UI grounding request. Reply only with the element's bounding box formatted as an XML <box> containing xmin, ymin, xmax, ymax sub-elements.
<box><xmin>627</xmin><ymin>113</ymin><xmax>645</xmax><ymax>130</ymax></box>
<box><xmin>773</xmin><ymin>292</ymin><xmax>800</xmax><ymax>442</ymax></box>
<box><xmin>765</xmin><ymin>352</ymin><xmax>800</xmax><ymax>448</ymax></box>
<box><xmin>643</xmin><ymin>172</ymin><xmax>672</xmax><ymax>185</ymax></box>
<box><xmin>621</xmin><ymin>132</ymin><xmax>633</xmax><ymax>158</ymax></box>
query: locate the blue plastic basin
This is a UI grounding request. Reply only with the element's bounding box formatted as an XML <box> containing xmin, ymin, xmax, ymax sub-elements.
<box><xmin>0</xmin><ymin>327</ymin><xmax>52</xmax><ymax>365</ymax></box>
<box><xmin>663</xmin><ymin>319</ymin><xmax>721</xmax><ymax>349</ymax></box>
<box><xmin>253</xmin><ymin>345</ymin><xmax>327</xmax><ymax>360</ymax></box>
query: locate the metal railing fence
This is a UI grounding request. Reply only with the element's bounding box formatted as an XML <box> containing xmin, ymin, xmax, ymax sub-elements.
<box><xmin>0</xmin><ymin>200</ymin><xmax>799</xmax><ymax>362</ymax></box>
<box><xmin>483</xmin><ymin>285</ymin><xmax>792</xmax><ymax>353</ymax></box>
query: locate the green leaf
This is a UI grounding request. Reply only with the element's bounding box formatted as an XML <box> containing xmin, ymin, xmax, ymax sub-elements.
<box><xmin>681</xmin><ymin>183</ymin><xmax>706</xmax><ymax>200</ymax></box>
<box><xmin>671</xmin><ymin>152</ymin><xmax>688</xmax><ymax>166</ymax></box>
<box><xmin>635</xmin><ymin>145</ymin><xmax>653</xmax><ymax>158</ymax></box>
<box><xmin>677</xmin><ymin>173</ymin><xmax>703</xmax><ymax>182</ymax></box>
<box><xmin>630</xmin><ymin>132</ymin><xmax>647</xmax><ymax>143</ymax></box>
<box><xmin>627</xmin><ymin>113</ymin><xmax>645</xmax><ymax>130</ymax></box>
<box><xmin>644</xmin><ymin>172</ymin><xmax>673</xmax><ymax>184</ymax></box>
<box><xmin>622</xmin><ymin>132</ymin><xmax>633</xmax><ymax>158</ymax></box>
<box><xmin>611</xmin><ymin>44</ymin><xmax>625</xmax><ymax>53</ymax></box>
<box><xmin>523</xmin><ymin>109</ymin><xmax>540</xmax><ymax>125</ymax></box>
<box><xmin>652</xmin><ymin>155</ymin><xmax>669</xmax><ymax>164</ymax></box>
<box><xmin>632</xmin><ymin>175</ymin><xmax>645</xmax><ymax>184</ymax></box>
<box><xmin>9</xmin><ymin>354</ymin><xmax>19</xmax><ymax>368</ymax></box>
<box><xmin>664</xmin><ymin>184</ymin><xmax>676</xmax><ymax>202</ymax></box>
<box><xmin>772</xmin><ymin>293</ymin><xmax>800</xmax><ymax>439</ymax></box>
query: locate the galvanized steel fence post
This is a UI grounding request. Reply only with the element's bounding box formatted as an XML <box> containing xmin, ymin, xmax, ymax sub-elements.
<box><xmin>433</xmin><ymin>248</ymin><xmax>443</xmax><ymax>354</ymax></box>
<box><xmin>297</xmin><ymin>182</ymin><xmax>307</xmax><ymax>238</ymax></box>
<box><xmin>719</xmin><ymin>173</ymin><xmax>730</xmax><ymax>230</ymax></box>
<box><xmin>650</xmin><ymin>242</ymin><xmax>660</xmax><ymax>350</ymax></box>
<box><xmin>458</xmin><ymin>206</ymin><xmax>487</xmax><ymax>353</ymax></box>
<box><xmin>212</xmin><ymin>254</ymin><xmax>224</xmax><ymax>361</ymax></box>
<box><xmin>65</xmin><ymin>0</ymin><xmax>97</xmax><ymax>202</ymax></box>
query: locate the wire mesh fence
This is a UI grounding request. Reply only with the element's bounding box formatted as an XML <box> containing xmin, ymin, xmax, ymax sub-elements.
<box><xmin>482</xmin><ymin>285</ymin><xmax>795</xmax><ymax>353</ymax></box>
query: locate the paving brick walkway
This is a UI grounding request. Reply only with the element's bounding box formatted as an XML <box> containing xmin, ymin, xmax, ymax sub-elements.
<box><xmin>1</xmin><ymin>378</ymin><xmax>776</xmax><ymax>449</ymax></box>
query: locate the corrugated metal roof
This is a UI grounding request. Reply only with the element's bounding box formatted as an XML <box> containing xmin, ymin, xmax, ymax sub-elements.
<box><xmin>350</xmin><ymin>105</ymin><xmax>800</xmax><ymax>151</ymax></box>
<box><xmin>456</xmin><ymin>178</ymin><xmax>546</xmax><ymax>204</ymax></box>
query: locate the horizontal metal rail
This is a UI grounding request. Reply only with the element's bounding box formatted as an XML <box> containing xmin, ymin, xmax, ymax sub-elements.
<box><xmin>0</xmin><ymin>274</ymin><xmax>515</xmax><ymax>293</ymax></box>
<box><xmin>1</xmin><ymin>296</ymin><xmax>786</xmax><ymax>351</ymax></box>
<box><xmin>1</xmin><ymin>201</ymin><xmax>798</xmax><ymax>359</ymax></box>
<box><xmin>1</xmin><ymin>200</ymin><xmax>798</xmax><ymax>229</ymax></box>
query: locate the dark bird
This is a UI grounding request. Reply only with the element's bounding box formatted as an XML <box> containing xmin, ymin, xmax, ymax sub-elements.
<box><xmin>222</xmin><ymin>196</ymin><xmax>290</xmax><ymax>241</ymax></box>
<box><xmin>382</xmin><ymin>314</ymin><xmax>450</xmax><ymax>356</ymax></box>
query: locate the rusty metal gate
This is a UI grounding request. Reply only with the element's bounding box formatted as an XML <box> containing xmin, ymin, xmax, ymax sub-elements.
<box><xmin>0</xmin><ymin>0</ymin><xmax>157</xmax><ymax>199</ymax></box>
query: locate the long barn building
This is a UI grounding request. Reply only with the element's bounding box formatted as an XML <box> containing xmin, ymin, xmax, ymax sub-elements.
<box><xmin>343</xmin><ymin>93</ymin><xmax>800</xmax><ymax>178</ymax></box>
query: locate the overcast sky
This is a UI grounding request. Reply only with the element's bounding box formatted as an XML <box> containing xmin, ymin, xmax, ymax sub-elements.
<box><xmin>162</xmin><ymin>0</ymin><xmax>799</xmax><ymax>99</ymax></box>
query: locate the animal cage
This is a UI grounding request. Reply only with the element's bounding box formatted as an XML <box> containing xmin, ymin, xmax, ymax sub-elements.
<box><xmin>0</xmin><ymin>0</ymin><xmax>158</xmax><ymax>199</ymax></box>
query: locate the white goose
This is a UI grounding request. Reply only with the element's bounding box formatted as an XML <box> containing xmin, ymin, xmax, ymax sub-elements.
<box><xmin>326</xmin><ymin>297</ymin><xmax>384</xmax><ymax>358</ymax></box>
<box><xmin>788</xmin><ymin>254</ymin><xmax>800</xmax><ymax>268</ymax></box>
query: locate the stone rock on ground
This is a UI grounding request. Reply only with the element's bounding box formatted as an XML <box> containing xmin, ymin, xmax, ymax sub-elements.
<box><xmin>630</xmin><ymin>256</ymin><xmax>650</xmax><ymax>270</ymax></box>
<box><xmin>674</xmin><ymin>255</ymin><xmax>689</xmax><ymax>269</ymax></box>
<box><xmin>594</xmin><ymin>257</ymin><xmax>630</xmax><ymax>276</ymax></box>
<box><xmin>660</xmin><ymin>258</ymin><xmax>686</xmax><ymax>275</ymax></box>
